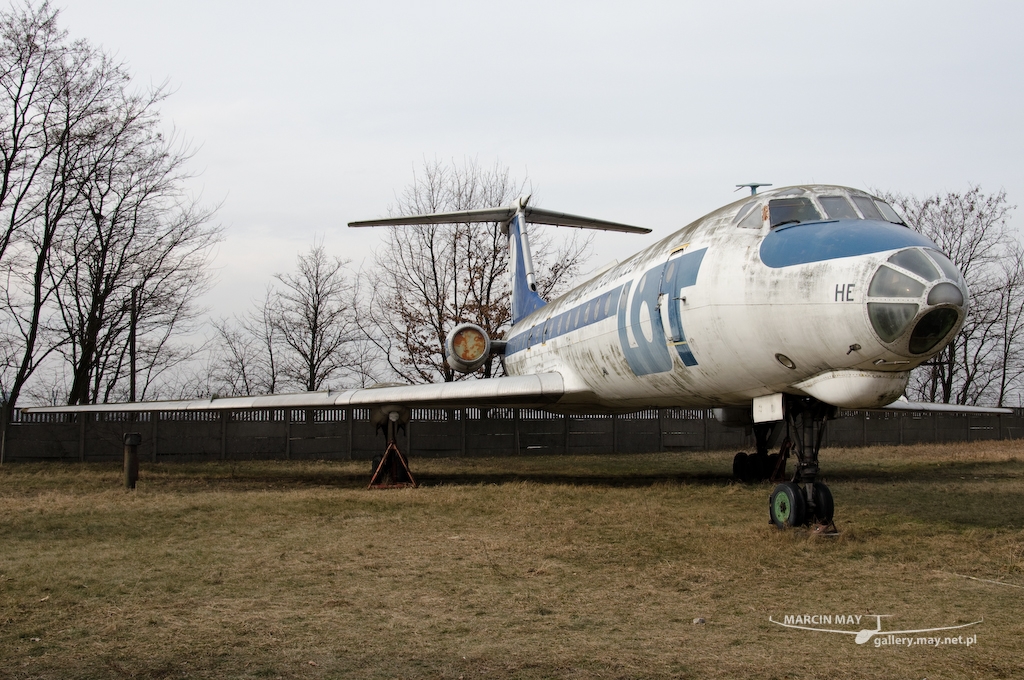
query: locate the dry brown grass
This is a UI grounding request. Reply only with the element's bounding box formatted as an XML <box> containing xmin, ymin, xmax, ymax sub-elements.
<box><xmin>1</xmin><ymin>441</ymin><xmax>1023</xmax><ymax>679</ymax></box>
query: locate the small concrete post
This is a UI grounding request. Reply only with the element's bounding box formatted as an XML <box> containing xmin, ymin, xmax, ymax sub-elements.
<box><xmin>123</xmin><ymin>432</ymin><xmax>141</xmax><ymax>489</ymax></box>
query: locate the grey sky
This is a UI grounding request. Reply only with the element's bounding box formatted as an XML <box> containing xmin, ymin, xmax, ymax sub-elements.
<box><xmin>60</xmin><ymin>1</ymin><xmax>1024</xmax><ymax>318</ymax></box>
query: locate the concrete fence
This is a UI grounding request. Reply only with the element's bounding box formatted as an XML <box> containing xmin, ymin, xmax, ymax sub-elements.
<box><xmin>3</xmin><ymin>406</ymin><xmax>1022</xmax><ymax>464</ymax></box>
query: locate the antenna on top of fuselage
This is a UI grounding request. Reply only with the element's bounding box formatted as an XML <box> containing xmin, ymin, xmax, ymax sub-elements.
<box><xmin>736</xmin><ymin>183</ymin><xmax>772</xmax><ymax>195</ymax></box>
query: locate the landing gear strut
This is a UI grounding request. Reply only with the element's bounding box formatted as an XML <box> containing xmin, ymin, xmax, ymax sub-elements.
<box><xmin>732</xmin><ymin>421</ymin><xmax>786</xmax><ymax>483</ymax></box>
<box><xmin>732</xmin><ymin>396</ymin><xmax>838</xmax><ymax>528</ymax></box>
<box><xmin>767</xmin><ymin>396</ymin><xmax>836</xmax><ymax>529</ymax></box>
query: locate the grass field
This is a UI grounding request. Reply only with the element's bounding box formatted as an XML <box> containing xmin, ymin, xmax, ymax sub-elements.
<box><xmin>1</xmin><ymin>441</ymin><xmax>1023</xmax><ymax>679</ymax></box>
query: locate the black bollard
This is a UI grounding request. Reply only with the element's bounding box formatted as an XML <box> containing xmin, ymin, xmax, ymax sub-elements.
<box><xmin>123</xmin><ymin>432</ymin><xmax>141</xmax><ymax>489</ymax></box>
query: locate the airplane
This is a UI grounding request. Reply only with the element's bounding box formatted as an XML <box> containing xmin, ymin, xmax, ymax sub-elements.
<box><xmin>768</xmin><ymin>614</ymin><xmax>983</xmax><ymax>645</ymax></box>
<box><xmin>22</xmin><ymin>184</ymin><xmax>993</xmax><ymax>529</ymax></box>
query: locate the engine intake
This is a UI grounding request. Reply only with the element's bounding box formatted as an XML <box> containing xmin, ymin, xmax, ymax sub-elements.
<box><xmin>445</xmin><ymin>323</ymin><xmax>491</xmax><ymax>373</ymax></box>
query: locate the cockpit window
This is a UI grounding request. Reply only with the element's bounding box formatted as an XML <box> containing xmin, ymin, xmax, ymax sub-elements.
<box><xmin>738</xmin><ymin>203</ymin><xmax>764</xmax><ymax>229</ymax></box>
<box><xmin>874</xmin><ymin>200</ymin><xmax>906</xmax><ymax>225</ymax></box>
<box><xmin>769</xmin><ymin>197</ymin><xmax>821</xmax><ymax>228</ymax></box>
<box><xmin>819</xmin><ymin>196</ymin><xmax>859</xmax><ymax>220</ymax></box>
<box><xmin>734</xmin><ymin>201</ymin><xmax>756</xmax><ymax>223</ymax></box>
<box><xmin>851</xmin><ymin>195</ymin><xmax>884</xmax><ymax>221</ymax></box>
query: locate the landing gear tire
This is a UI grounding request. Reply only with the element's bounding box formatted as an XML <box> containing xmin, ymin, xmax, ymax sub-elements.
<box><xmin>749</xmin><ymin>452</ymin><xmax>769</xmax><ymax>480</ymax></box>
<box><xmin>810</xmin><ymin>482</ymin><xmax>834</xmax><ymax>524</ymax></box>
<box><xmin>769</xmin><ymin>482</ymin><xmax>806</xmax><ymax>528</ymax></box>
<box><xmin>733</xmin><ymin>452</ymin><xmax>749</xmax><ymax>482</ymax></box>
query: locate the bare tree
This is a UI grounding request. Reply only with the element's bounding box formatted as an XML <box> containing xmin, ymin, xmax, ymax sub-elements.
<box><xmin>273</xmin><ymin>240</ymin><xmax>358</xmax><ymax>392</ymax></box>
<box><xmin>0</xmin><ymin>0</ymin><xmax>66</xmax><ymax>267</ymax></box>
<box><xmin>362</xmin><ymin>158</ymin><xmax>592</xmax><ymax>383</ymax></box>
<box><xmin>51</xmin><ymin>103</ymin><xmax>219</xmax><ymax>404</ymax></box>
<box><xmin>0</xmin><ymin>2</ymin><xmax>123</xmax><ymax>414</ymax></box>
<box><xmin>0</xmin><ymin>0</ymin><xmax>218</xmax><ymax>469</ymax></box>
<box><xmin>883</xmin><ymin>186</ymin><xmax>1022</xmax><ymax>405</ymax></box>
<box><xmin>994</xmin><ymin>243</ymin><xmax>1024</xmax><ymax>406</ymax></box>
<box><xmin>210</xmin><ymin>287</ymin><xmax>280</xmax><ymax>396</ymax></box>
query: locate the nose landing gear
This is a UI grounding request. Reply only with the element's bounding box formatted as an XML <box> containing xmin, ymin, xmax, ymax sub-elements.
<box><xmin>731</xmin><ymin>396</ymin><xmax>838</xmax><ymax>530</ymax></box>
<box><xmin>765</xmin><ymin>397</ymin><xmax>837</xmax><ymax>531</ymax></box>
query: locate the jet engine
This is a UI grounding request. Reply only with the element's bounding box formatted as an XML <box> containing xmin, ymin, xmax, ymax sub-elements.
<box><xmin>445</xmin><ymin>323</ymin><xmax>491</xmax><ymax>373</ymax></box>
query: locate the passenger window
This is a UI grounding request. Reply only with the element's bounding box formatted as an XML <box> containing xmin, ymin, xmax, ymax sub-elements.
<box><xmin>819</xmin><ymin>196</ymin><xmax>859</xmax><ymax>220</ymax></box>
<box><xmin>851</xmin><ymin>196</ymin><xmax>884</xmax><ymax>220</ymax></box>
<box><xmin>768</xmin><ymin>198</ymin><xmax>821</xmax><ymax>228</ymax></box>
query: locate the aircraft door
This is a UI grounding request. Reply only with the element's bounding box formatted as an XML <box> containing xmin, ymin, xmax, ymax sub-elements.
<box><xmin>658</xmin><ymin>246</ymin><xmax>707</xmax><ymax>367</ymax></box>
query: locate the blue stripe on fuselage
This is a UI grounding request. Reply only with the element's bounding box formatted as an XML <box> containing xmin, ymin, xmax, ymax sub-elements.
<box><xmin>505</xmin><ymin>284</ymin><xmax>626</xmax><ymax>356</ymax></box>
<box><xmin>759</xmin><ymin>219</ymin><xmax>937</xmax><ymax>268</ymax></box>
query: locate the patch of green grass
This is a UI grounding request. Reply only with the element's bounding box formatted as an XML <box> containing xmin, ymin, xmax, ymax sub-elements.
<box><xmin>1</xmin><ymin>442</ymin><xmax>1022</xmax><ymax>678</ymax></box>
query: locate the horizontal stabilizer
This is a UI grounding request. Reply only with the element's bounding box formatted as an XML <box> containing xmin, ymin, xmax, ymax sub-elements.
<box><xmin>349</xmin><ymin>205</ymin><xmax>651</xmax><ymax>234</ymax></box>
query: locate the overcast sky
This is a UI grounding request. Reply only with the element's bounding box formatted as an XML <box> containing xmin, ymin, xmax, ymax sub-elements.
<box><xmin>60</xmin><ymin>1</ymin><xmax>1024</xmax><ymax>319</ymax></box>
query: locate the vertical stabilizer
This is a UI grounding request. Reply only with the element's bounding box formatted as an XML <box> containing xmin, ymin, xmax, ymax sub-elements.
<box><xmin>507</xmin><ymin>201</ymin><xmax>546</xmax><ymax>323</ymax></box>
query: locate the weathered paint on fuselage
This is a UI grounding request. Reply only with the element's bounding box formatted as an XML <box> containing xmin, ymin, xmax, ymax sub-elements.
<box><xmin>502</xmin><ymin>185</ymin><xmax>963</xmax><ymax>412</ymax></box>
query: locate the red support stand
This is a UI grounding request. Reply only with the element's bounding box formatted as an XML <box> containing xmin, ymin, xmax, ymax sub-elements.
<box><xmin>368</xmin><ymin>438</ymin><xmax>417</xmax><ymax>489</ymax></box>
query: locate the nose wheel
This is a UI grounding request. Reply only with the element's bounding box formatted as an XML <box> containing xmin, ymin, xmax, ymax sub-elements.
<box><xmin>769</xmin><ymin>480</ymin><xmax>834</xmax><ymax>527</ymax></box>
<box><xmin>769</xmin><ymin>482</ymin><xmax>805</xmax><ymax>528</ymax></box>
<box><xmin>764</xmin><ymin>396</ymin><xmax>838</xmax><ymax>531</ymax></box>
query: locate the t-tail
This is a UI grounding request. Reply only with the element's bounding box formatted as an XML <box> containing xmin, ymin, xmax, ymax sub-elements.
<box><xmin>506</xmin><ymin>197</ymin><xmax>546</xmax><ymax>322</ymax></box>
<box><xmin>348</xmin><ymin>197</ymin><xmax>651</xmax><ymax>324</ymax></box>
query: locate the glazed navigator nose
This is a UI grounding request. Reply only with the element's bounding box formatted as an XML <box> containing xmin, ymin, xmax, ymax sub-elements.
<box><xmin>865</xmin><ymin>248</ymin><xmax>967</xmax><ymax>357</ymax></box>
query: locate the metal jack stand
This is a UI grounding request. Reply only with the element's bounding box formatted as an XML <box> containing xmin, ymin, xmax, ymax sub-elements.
<box><xmin>368</xmin><ymin>412</ymin><xmax>417</xmax><ymax>489</ymax></box>
<box><xmin>811</xmin><ymin>520</ymin><xmax>840</xmax><ymax>537</ymax></box>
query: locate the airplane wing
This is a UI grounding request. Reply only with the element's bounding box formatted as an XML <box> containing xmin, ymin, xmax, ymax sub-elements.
<box><xmin>349</xmin><ymin>206</ymin><xmax>651</xmax><ymax>234</ymax></box>
<box><xmin>18</xmin><ymin>374</ymin><xmax>574</xmax><ymax>414</ymax></box>
<box><xmin>880</xmin><ymin>399</ymin><xmax>1013</xmax><ymax>415</ymax></box>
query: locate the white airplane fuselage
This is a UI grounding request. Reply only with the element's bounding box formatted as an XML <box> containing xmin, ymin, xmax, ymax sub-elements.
<box><xmin>502</xmin><ymin>185</ymin><xmax>967</xmax><ymax>412</ymax></box>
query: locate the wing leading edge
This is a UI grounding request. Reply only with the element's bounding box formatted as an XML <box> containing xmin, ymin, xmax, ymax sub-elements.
<box><xmin>881</xmin><ymin>400</ymin><xmax>1013</xmax><ymax>415</ymax></box>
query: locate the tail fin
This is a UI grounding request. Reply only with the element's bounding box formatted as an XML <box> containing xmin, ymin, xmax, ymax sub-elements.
<box><xmin>506</xmin><ymin>206</ymin><xmax>547</xmax><ymax>323</ymax></box>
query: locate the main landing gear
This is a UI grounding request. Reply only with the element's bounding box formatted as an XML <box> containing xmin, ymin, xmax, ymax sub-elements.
<box><xmin>732</xmin><ymin>396</ymin><xmax>837</xmax><ymax>530</ymax></box>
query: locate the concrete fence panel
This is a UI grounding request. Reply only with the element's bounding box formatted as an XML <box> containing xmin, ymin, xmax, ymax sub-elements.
<box><xmin>2</xmin><ymin>405</ymin><xmax>1021</xmax><ymax>464</ymax></box>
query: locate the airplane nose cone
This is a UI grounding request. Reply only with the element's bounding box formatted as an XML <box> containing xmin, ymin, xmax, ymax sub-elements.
<box><xmin>866</xmin><ymin>248</ymin><xmax>967</xmax><ymax>357</ymax></box>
